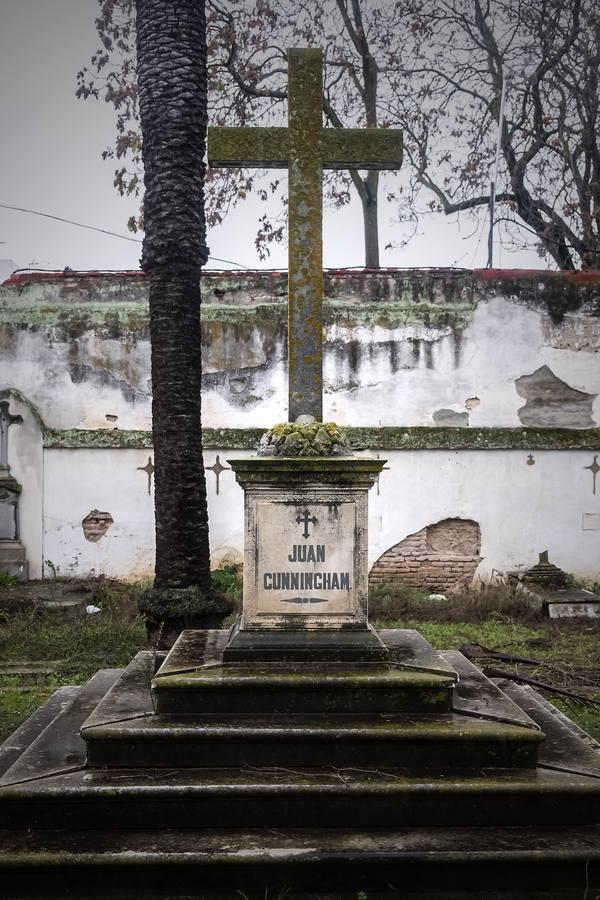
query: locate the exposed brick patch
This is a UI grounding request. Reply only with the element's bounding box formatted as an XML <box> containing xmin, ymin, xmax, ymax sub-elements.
<box><xmin>82</xmin><ymin>510</ymin><xmax>114</xmax><ymax>543</ymax></box>
<box><xmin>369</xmin><ymin>518</ymin><xmax>481</xmax><ymax>591</ymax></box>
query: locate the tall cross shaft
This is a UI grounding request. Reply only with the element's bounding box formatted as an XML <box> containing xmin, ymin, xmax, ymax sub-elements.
<box><xmin>208</xmin><ymin>48</ymin><xmax>403</xmax><ymax>421</ymax></box>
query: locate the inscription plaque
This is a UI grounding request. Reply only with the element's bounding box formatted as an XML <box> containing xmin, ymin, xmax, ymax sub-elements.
<box><xmin>256</xmin><ymin>500</ymin><xmax>355</xmax><ymax>616</ymax></box>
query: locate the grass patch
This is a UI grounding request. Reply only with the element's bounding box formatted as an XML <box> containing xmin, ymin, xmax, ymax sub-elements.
<box><xmin>0</xmin><ymin>579</ymin><xmax>146</xmax><ymax>743</ymax></box>
<box><xmin>0</xmin><ymin>689</ymin><xmax>55</xmax><ymax>744</ymax></box>
<box><xmin>369</xmin><ymin>581</ymin><xmax>544</xmax><ymax>624</ymax></box>
<box><xmin>371</xmin><ymin>581</ymin><xmax>600</xmax><ymax>742</ymax></box>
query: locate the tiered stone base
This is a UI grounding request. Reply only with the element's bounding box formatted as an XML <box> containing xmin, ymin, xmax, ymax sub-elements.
<box><xmin>0</xmin><ymin>629</ymin><xmax>599</xmax><ymax>897</ymax></box>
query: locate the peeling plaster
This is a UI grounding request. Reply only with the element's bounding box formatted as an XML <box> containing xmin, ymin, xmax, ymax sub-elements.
<box><xmin>516</xmin><ymin>365</ymin><xmax>597</xmax><ymax>428</ymax></box>
<box><xmin>432</xmin><ymin>409</ymin><xmax>469</xmax><ymax>427</ymax></box>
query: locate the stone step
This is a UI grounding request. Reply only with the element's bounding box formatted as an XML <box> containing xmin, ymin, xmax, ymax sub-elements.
<box><xmin>1</xmin><ymin>766</ymin><xmax>599</xmax><ymax>830</ymax></box>
<box><xmin>152</xmin><ymin>665</ymin><xmax>455</xmax><ymax>715</ymax></box>
<box><xmin>0</xmin><ymin>670</ymin><xmax>122</xmax><ymax>785</ymax></box>
<box><xmin>0</xmin><ymin>826</ymin><xmax>598</xmax><ymax>897</ymax></box>
<box><xmin>0</xmin><ymin>686</ymin><xmax>81</xmax><ymax>777</ymax></box>
<box><xmin>493</xmin><ymin>678</ymin><xmax>600</xmax><ymax>778</ymax></box>
<box><xmin>82</xmin><ymin>712</ymin><xmax>543</xmax><ymax>770</ymax></box>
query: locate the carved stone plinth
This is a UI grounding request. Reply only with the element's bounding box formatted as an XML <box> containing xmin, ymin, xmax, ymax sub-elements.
<box><xmin>0</xmin><ymin>540</ymin><xmax>29</xmax><ymax>582</ymax></box>
<box><xmin>224</xmin><ymin>456</ymin><xmax>384</xmax><ymax>662</ymax></box>
<box><xmin>0</xmin><ymin>475</ymin><xmax>28</xmax><ymax>582</ymax></box>
<box><xmin>229</xmin><ymin>457</ymin><xmax>384</xmax><ymax>631</ymax></box>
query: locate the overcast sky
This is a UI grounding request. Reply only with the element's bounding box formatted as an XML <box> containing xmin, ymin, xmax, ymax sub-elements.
<box><xmin>0</xmin><ymin>0</ymin><xmax>545</xmax><ymax>275</ymax></box>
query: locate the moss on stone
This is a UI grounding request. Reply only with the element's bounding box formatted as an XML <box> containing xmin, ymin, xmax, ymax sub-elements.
<box><xmin>0</xmin><ymin>303</ymin><xmax>150</xmax><ymax>337</ymax></box>
<box><xmin>42</xmin><ymin>425</ymin><xmax>600</xmax><ymax>452</ymax></box>
<box><xmin>258</xmin><ymin>420</ymin><xmax>352</xmax><ymax>457</ymax></box>
<box><xmin>208</xmin><ymin>126</ymin><xmax>289</xmax><ymax>166</ymax></box>
<box><xmin>0</xmin><ymin>294</ymin><xmax>476</xmax><ymax>337</ymax></box>
<box><xmin>324</xmin><ymin>300</ymin><xmax>476</xmax><ymax>331</ymax></box>
<box><xmin>200</xmin><ymin>303</ymin><xmax>286</xmax><ymax>326</ymax></box>
<box><xmin>345</xmin><ymin>426</ymin><xmax>600</xmax><ymax>451</ymax></box>
<box><xmin>139</xmin><ymin>586</ymin><xmax>233</xmax><ymax>622</ymax></box>
<box><xmin>43</xmin><ymin>429</ymin><xmax>153</xmax><ymax>449</ymax></box>
<box><xmin>43</xmin><ymin>425</ymin><xmax>600</xmax><ymax>452</ymax></box>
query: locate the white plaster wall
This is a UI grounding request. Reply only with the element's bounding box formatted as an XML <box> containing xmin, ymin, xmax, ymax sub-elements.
<box><xmin>326</xmin><ymin>297</ymin><xmax>600</xmax><ymax>427</ymax></box>
<box><xmin>42</xmin><ymin>448</ymin><xmax>251</xmax><ymax>580</ymax></box>
<box><xmin>1</xmin><ymin>394</ymin><xmax>44</xmax><ymax>577</ymax></box>
<box><xmin>43</xmin><ymin>449</ymin><xmax>156</xmax><ymax>580</ymax></box>
<box><xmin>202</xmin><ymin>356</ymin><xmax>287</xmax><ymax>428</ymax></box>
<box><xmin>40</xmin><ymin>447</ymin><xmax>600</xmax><ymax>582</ymax></box>
<box><xmin>1</xmin><ymin>331</ymin><xmax>152</xmax><ymax>430</ymax></box>
<box><xmin>364</xmin><ymin>449</ymin><xmax>600</xmax><ymax>580</ymax></box>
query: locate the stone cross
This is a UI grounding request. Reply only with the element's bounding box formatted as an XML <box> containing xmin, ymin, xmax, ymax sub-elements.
<box><xmin>209</xmin><ymin>48</ymin><xmax>403</xmax><ymax>421</ymax></box>
<box><xmin>0</xmin><ymin>400</ymin><xmax>23</xmax><ymax>475</ymax></box>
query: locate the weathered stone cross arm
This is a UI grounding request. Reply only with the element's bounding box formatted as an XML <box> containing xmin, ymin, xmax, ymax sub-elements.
<box><xmin>209</xmin><ymin>126</ymin><xmax>403</xmax><ymax>171</ymax></box>
<box><xmin>208</xmin><ymin>49</ymin><xmax>403</xmax><ymax>421</ymax></box>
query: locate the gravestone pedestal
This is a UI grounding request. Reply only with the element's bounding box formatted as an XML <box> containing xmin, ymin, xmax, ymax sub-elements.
<box><xmin>0</xmin><ymin>475</ymin><xmax>28</xmax><ymax>583</ymax></box>
<box><xmin>0</xmin><ymin>400</ymin><xmax>28</xmax><ymax>582</ymax></box>
<box><xmin>0</xmin><ymin>540</ymin><xmax>29</xmax><ymax>583</ymax></box>
<box><xmin>224</xmin><ymin>456</ymin><xmax>385</xmax><ymax>663</ymax></box>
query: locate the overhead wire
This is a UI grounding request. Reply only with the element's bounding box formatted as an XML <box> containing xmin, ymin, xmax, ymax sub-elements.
<box><xmin>0</xmin><ymin>202</ymin><xmax>252</xmax><ymax>270</ymax></box>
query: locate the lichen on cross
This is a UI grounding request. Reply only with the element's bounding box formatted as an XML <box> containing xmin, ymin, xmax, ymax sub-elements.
<box><xmin>208</xmin><ymin>48</ymin><xmax>403</xmax><ymax>421</ymax></box>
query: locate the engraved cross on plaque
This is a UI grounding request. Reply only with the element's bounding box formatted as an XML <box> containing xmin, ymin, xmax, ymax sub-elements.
<box><xmin>296</xmin><ymin>509</ymin><xmax>318</xmax><ymax>539</ymax></box>
<box><xmin>208</xmin><ymin>48</ymin><xmax>403</xmax><ymax>421</ymax></box>
<box><xmin>0</xmin><ymin>400</ymin><xmax>23</xmax><ymax>475</ymax></box>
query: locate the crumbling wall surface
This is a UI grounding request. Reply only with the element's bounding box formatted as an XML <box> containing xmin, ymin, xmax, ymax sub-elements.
<box><xmin>369</xmin><ymin>518</ymin><xmax>481</xmax><ymax>591</ymax></box>
<box><xmin>365</xmin><ymin>446</ymin><xmax>600</xmax><ymax>583</ymax></box>
<box><xmin>1</xmin><ymin>268</ymin><xmax>599</xmax><ymax>430</ymax></box>
<box><xmin>2</xmin><ymin>268</ymin><xmax>599</xmax><ymax>582</ymax></box>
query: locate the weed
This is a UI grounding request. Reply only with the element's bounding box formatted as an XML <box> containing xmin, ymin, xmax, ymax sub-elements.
<box><xmin>564</xmin><ymin>573</ymin><xmax>600</xmax><ymax>594</ymax></box>
<box><xmin>369</xmin><ymin>581</ymin><xmax>543</xmax><ymax>625</ymax></box>
<box><xmin>211</xmin><ymin>564</ymin><xmax>243</xmax><ymax>608</ymax></box>
<box><xmin>0</xmin><ymin>572</ymin><xmax>18</xmax><ymax>588</ymax></box>
<box><xmin>0</xmin><ymin>689</ymin><xmax>54</xmax><ymax>743</ymax></box>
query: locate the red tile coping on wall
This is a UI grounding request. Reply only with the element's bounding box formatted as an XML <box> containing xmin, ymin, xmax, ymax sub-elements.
<box><xmin>3</xmin><ymin>267</ymin><xmax>600</xmax><ymax>287</ymax></box>
<box><xmin>473</xmin><ymin>268</ymin><xmax>600</xmax><ymax>285</ymax></box>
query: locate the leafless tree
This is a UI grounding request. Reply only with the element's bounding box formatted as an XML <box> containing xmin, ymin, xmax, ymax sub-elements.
<box><xmin>79</xmin><ymin>0</ymin><xmax>600</xmax><ymax>269</ymax></box>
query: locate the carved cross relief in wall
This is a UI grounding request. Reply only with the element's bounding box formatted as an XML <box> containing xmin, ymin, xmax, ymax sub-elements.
<box><xmin>584</xmin><ymin>455</ymin><xmax>600</xmax><ymax>495</ymax></box>
<box><xmin>206</xmin><ymin>455</ymin><xmax>230</xmax><ymax>496</ymax></box>
<box><xmin>137</xmin><ymin>457</ymin><xmax>155</xmax><ymax>495</ymax></box>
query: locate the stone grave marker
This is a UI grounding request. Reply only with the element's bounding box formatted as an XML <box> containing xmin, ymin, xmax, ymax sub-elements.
<box><xmin>0</xmin><ymin>38</ymin><xmax>598</xmax><ymax>893</ymax></box>
<box><xmin>0</xmin><ymin>399</ymin><xmax>28</xmax><ymax>581</ymax></box>
<box><xmin>225</xmin><ymin>454</ymin><xmax>386</xmax><ymax>661</ymax></box>
<box><xmin>209</xmin><ymin>48</ymin><xmax>401</xmax><ymax>654</ymax></box>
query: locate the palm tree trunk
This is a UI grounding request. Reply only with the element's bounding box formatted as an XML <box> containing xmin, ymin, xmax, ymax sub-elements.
<box><xmin>136</xmin><ymin>0</ymin><xmax>230</xmax><ymax>643</ymax></box>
